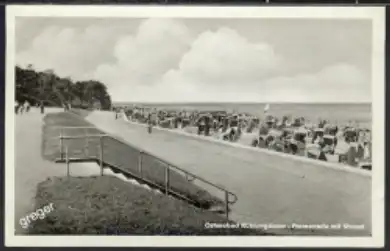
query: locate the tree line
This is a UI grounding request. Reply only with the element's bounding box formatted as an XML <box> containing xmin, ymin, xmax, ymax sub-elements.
<box><xmin>15</xmin><ymin>65</ymin><xmax>112</xmax><ymax>110</ymax></box>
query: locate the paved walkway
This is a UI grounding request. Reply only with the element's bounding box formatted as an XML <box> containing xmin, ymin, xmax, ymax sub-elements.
<box><xmin>14</xmin><ymin>108</ymin><xmax>99</xmax><ymax>235</ymax></box>
<box><xmin>86</xmin><ymin>111</ymin><xmax>372</xmax><ymax>236</ymax></box>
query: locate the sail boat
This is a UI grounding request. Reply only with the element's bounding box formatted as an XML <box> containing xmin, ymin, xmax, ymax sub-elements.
<box><xmin>264</xmin><ymin>103</ymin><xmax>270</xmax><ymax>114</ymax></box>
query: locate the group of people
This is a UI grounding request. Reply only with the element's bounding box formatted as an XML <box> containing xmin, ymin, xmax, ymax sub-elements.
<box><xmin>114</xmin><ymin>105</ymin><xmax>372</xmax><ymax>169</ymax></box>
<box><xmin>15</xmin><ymin>100</ymin><xmax>45</xmax><ymax>114</ymax></box>
<box><xmin>117</xmin><ymin>106</ymin><xmax>247</xmax><ymax>137</ymax></box>
<box><xmin>15</xmin><ymin>101</ymin><xmax>31</xmax><ymax>115</ymax></box>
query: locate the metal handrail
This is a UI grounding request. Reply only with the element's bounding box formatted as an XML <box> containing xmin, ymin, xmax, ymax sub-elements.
<box><xmin>142</xmin><ymin>150</ymin><xmax>238</xmax><ymax>204</ymax></box>
<box><xmin>55</xmin><ymin>134</ymin><xmax>108</xmax><ymax>140</ymax></box>
<box><xmin>104</xmin><ymin>133</ymin><xmax>239</xmax><ymax>205</ymax></box>
<box><xmin>57</xmin><ymin>126</ymin><xmax>239</xmax><ymax>219</ymax></box>
<box><xmin>51</xmin><ymin>126</ymin><xmax>97</xmax><ymax>129</ymax></box>
<box><xmin>103</xmin><ymin>162</ymin><xmax>200</xmax><ymax>206</ymax></box>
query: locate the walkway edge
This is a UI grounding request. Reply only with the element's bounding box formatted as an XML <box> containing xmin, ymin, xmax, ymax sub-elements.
<box><xmin>120</xmin><ymin>112</ymin><xmax>371</xmax><ymax>177</ymax></box>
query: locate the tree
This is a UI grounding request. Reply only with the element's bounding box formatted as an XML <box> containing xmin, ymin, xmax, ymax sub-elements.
<box><xmin>15</xmin><ymin>66</ymin><xmax>112</xmax><ymax>110</ymax></box>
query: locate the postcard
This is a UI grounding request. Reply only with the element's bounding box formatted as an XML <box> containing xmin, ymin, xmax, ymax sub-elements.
<box><xmin>5</xmin><ymin>5</ymin><xmax>385</xmax><ymax>247</ymax></box>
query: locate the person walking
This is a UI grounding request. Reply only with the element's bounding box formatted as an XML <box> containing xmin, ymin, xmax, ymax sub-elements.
<box><xmin>147</xmin><ymin>112</ymin><xmax>153</xmax><ymax>134</ymax></box>
<box><xmin>40</xmin><ymin>101</ymin><xmax>45</xmax><ymax>114</ymax></box>
<box><xmin>19</xmin><ymin>103</ymin><xmax>24</xmax><ymax>115</ymax></box>
<box><xmin>15</xmin><ymin>101</ymin><xmax>19</xmax><ymax>114</ymax></box>
<box><xmin>204</xmin><ymin>115</ymin><xmax>210</xmax><ymax>136</ymax></box>
<box><xmin>24</xmin><ymin>101</ymin><xmax>30</xmax><ymax>113</ymax></box>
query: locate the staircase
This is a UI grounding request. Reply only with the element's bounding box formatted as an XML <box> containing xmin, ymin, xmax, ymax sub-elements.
<box><xmin>53</xmin><ymin>126</ymin><xmax>238</xmax><ymax>219</ymax></box>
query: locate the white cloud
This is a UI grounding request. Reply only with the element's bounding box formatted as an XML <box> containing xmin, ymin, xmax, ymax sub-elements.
<box><xmin>176</xmin><ymin>27</ymin><xmax>281</xmax><ymax>84</ymax></box>
<box><xmin>260</xmin><ymin>63</ymin><xmax>370</xmax><ymax>103</ymax></box>
<box><xmin>16</xmin><ymin>18</ymin><xmax>371</xmax><ymax>103</ymax></box>
<box><xmin>101</xmin><ymin>25</ymin><xmax>283</xmax><ymax>102</ymax></box>
<box><xmin>16</xmin><ymin>24</ymin><xmax>125</xmax><ymax>80</ymax></box>
<box><xmin>90</xmin><ymin>18</ymin><xmax>193</xmax><ymax>101</ymax></box>
<box><xmin>132</xmin><ymin>62</ymin><xmax>366</xmax><ymax>103</ymax></box>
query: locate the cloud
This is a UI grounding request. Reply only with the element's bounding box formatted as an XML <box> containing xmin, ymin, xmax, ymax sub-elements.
<box><xmin>92</xmin><ymin>19</ymin><xmax>193</xmax><ymax>92</ymax></box>
<box><xmin>175</xmin><ymin>27</ymin><xmax>281</xmax><ymax>84</ymax></box>
<box><xmin>16</xmin><ymin>24</ymin><xmax>125</xmax><ymax>80</ymax></box>
<box><xmin>260</xmin><ymin>63</ymin><xmax>370</xmax><ymax>102</ymax></box>
<box><xmin>101</xmin><ymin>25</ymin><xmax>283</xmax><ymax>101</ymax></box>
<box><xmin>138</xmin><ymin>28</ymin><xmax>369</xmax><ymax>103</ymax></box>
<box><xmin>109</xmin><ymin>63</ymin><xmax>369</xmax><ymax>103</ymax></box>
<box><xmin>16</xmin><ymin>18</ymin><xmax>371</xmax><ymax>103</ymax></box>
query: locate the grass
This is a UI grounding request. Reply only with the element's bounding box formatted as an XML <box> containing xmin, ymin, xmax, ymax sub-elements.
<box><xmin>69</xmin><ymin>108</ymin><xmax>92</xmax><ymax>118</ymax></box>
<box><xmin>42</xmin><ymin>111</ymin><xmax>225</xmax><ymax>209</ymax></box>
<box><xmin>28</xmin><ymin>176</ymin><xmax>268</xmax><ymax>235</ymax></box>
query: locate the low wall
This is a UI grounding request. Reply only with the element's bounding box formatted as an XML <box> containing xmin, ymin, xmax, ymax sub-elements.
<box><xmin>121</xmin><ymin>112</ymin><xmax>370</xmax><ymax>177</ymax></box>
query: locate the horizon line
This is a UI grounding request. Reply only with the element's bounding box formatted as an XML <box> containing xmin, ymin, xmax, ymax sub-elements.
<box><xmin>112</xmin><ymin>101</ymin><xmax>372</xmax><ymax>104</ymax></box>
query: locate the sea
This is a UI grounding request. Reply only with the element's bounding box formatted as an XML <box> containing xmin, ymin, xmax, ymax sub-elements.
<box><xmin>114</xmin><ymin>102</ymin><xmax>372</xmax><ymax>128</ymax></box>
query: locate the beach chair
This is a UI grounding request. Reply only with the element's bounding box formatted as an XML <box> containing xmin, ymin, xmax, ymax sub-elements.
<box><xmin>318</xmin><ymin>151</ymin><xmax>327</xmax><ymax>161</ymax></box>
<box><xmin>257</xmin><ymin>136</ymin><xmax>267</xmax><ymax>148</ymax></box>
<box><xmin>306</xmin><ymin>144</ymin><xmax>320</xmax><ymax>159</ymax></box>
<box><xmin>246</xmin><ymin>122</ymin><xmax>255</xmax><ymax>133</ymax></box>
<box><xmin>358</xmin><ymin>159</ymin><xmax>372</xmax><ymax>170</ymax></box>
<box><xmin>181</xmin><ymin>118</ymin><xmax>190</xmax><ymax>128</ymax></box>
<box><xmin>338</xmin><ymin>154</ymin><xmax>347</xmax><ymax>163</ymax></box>
<box><xmin>307</xmin><ymin>150</ymin><xmax>317</xmax><ymax>159</ymax></box>
<box><xmin>282</xmin><ymin>140</ymin><xmax>292</xmax><ymax>154</ymax></box>
<box><xmin>251</xmin><ymin>137</ymin><xmax>259</xmax><ymax>147</ymax></box>
<box><xmin>271</xmin><ymin>140</ymin><xmax>284</xmax><ymax>152</ymax></box>
<box><xmin>346</xmin><ymin>145</ymin><xmax>358</xmax><ymax>167</ymax></box>
<box><xmin>322</xmin><ymin>135</ymin><xmax>337</xmax><ymax>154</ymax></box>
<box><xmin>355</xmin><ymin>143</ymin><xmax>365</xmax><ymax>161</ymax></box>
<box><xmin>296</xmin><ymin>141</ymin><xmax>307</xmax><ymax>156</ymax></box>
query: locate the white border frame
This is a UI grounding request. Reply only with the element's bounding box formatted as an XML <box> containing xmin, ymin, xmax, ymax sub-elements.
<box><xmin>5</xmin><ymin>6</ymin><xmax>385</xmax><ymax>247</ymax></box>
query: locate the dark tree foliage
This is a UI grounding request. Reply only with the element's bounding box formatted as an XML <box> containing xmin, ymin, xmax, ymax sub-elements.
<box><xmin>15</xmin><ymin>65</ymin><xmax>112</xmax><ymax>110</ymax></box>
<box><xmin>0</xmin><ymin>0</ymin><xmax>270</xmax><ymax>3</ymax></box>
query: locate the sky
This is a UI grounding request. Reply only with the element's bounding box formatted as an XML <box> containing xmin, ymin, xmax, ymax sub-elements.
<box><xmin>15</xmin><ymin>17</ymin><xmax>372</xmax><ymax>103</ymax></box>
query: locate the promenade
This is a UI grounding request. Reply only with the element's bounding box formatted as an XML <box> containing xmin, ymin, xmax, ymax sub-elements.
<box><xmin>86</xmin><ymin>111</ymin><xmax>372</xmax><ymax>236</ymax></box>
<box><xmin>14</xmin><ymin>108</ymin><xmax>100</xmax><ymax>234</ymax></box>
